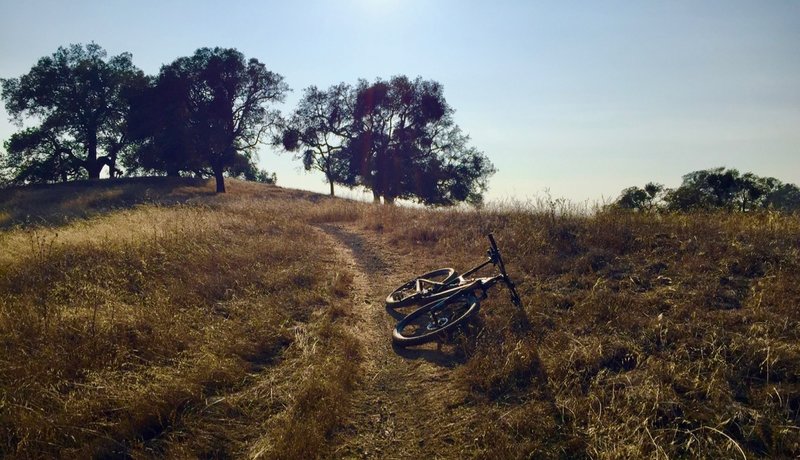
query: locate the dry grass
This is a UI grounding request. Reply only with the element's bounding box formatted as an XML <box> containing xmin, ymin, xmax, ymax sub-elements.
<box><xmin>344</xmin><ymin>202</ymin><xmax>800</xmax><ymax>458</ymax></box>
<box><xmin>0</xmin><ymin>177</ymin><xmax>219</xmax><ymax>229</ymax></box>
<box><xmin>2</xmin><ymin>178</ymin><xmax>799</xmax><ymax>458</ymax></box>
<box><xmin>0</xmin><ymin>179</ymin><xmax>362</xmax><ymax>458</ymax></box>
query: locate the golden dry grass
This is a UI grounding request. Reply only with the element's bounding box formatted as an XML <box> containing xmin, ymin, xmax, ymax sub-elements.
<box><xmin>1</xmin><ymin>178</ymin><xmax>799</xmax><ymax>458</ymax></box>
<box><xmin>0</xmin><ymin>179</ymin><xmax>362</xmax><ymax>458</ymax></box>
<box><xmin>346</xmin><ymin>202</ymin><xmax>800</xmax><ymax>458</ymax></box>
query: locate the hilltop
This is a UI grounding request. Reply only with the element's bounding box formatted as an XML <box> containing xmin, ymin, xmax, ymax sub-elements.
<box><xmin>1</xmin><ymin>178</ymin><xmax>798</xmax><ymax>458</ymax></box>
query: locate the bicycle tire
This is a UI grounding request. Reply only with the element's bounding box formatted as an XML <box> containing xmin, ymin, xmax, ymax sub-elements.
<box><xmin>392</xmin><ymin>291</ymin><xmax>480</xmax><ymax>347</ymax></box>
<box><xmin>385</xmin><ymin>268</ymin><xmax>459</xmax><ymax>308</ymax></box>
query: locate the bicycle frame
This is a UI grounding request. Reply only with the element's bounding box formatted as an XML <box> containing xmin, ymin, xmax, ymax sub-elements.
<box><xmin>428</xmin><ymin>274</ymin><xmax>518</xmax><ymax>316</ymax></box>
<box><xmin>391</xmin><ymin>233</ymin><xmax>524</xmax><ymax>347</ymax></box>
<box><xmin>426</xmin><ymin>233</ymin><xmax>521</xmax><ymax>308</ymax></box>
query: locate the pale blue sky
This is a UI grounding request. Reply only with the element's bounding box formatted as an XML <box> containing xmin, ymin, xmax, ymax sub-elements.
<box><xmin>1</xmin><ymin>0</ymin><xmax>798</xmax><ymax>203</ymax></box>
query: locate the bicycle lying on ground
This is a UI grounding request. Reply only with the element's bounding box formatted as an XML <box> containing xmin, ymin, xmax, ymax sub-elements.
<box><xmin>387</xmin><ymin>233</ymin><xmax>523</xmax><ymax>347</ymax></box>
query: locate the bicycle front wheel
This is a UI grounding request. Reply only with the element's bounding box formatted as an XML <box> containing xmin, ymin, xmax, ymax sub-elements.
<box><xmin>392</xmin><ymin>291</ymin><xmax>480</xmax><ymax>347</ymax></box>
<box><xmin>385</xmin><ymin>268</ymin><xmax>458</xmax><ymax>308</ymax></box>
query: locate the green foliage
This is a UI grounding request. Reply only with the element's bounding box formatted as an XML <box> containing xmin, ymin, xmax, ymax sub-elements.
<box><xmin>228</xmin><ymin>152</ymin><xmax>277</xmax><ymax>184</ymax></box>
<box><xmin>280</xmin><ymin>76</ymin><xmax>496</xmax><ymax>205</ymax></box>
<box><xmin>125</xmin><ymin>71</ymin><xmax>204</xmax><ymax>177</ymax></box>
<box><xmin>126</xmin><ymin>47</ymin><xmax>288</xmax><ymax>192</ymax></box>
<box><xmin>344</xmin><ymin>76</ymin><xmax>496</xmax><ymax>205</ymax></box>
<box><xmin>2</xmin><ymin>127</ymin><xmax>86</xmax><ymax>184</ymax></box>
<box><xmin>2</xmin><ymin>44</ymin><xmax>491</xmax><ymax>203</ymax></box>
<box><xmin>1</xmin><ymin>43</ymin><xmax>145</xmax><ymax>182</ymax></box>
<box><xmin>278</xmin><ymin>84</ymin><xmax>354</xmax><ymax>196</ymax></box>
<box><xmin>616</xmin><ymin>168</ymin><xmax>800</xmax><ymax>213</ymax></box>
<box><xmin>616</xmin><ymin>182</ymin><xmax>666</xmax><ymax>212</ymax></box>
<box><xmin>253</xmin><ymin>170</ymin><xmax>277</xmax><ymax>184</ymax></box>
<box><xmin>764</xmin><ymin>182</ymin><xmax>800</xmax><ymax>212</ymax></box>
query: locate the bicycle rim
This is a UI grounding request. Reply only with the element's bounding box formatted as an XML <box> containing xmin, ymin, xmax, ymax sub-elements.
<box><xmin>392</xmin><ymin>291</ymin><xmax>479</xmax><ymax>347</ymax></box>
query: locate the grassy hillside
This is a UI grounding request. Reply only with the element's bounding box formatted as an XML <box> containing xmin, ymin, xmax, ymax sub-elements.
<box><xmin>0</xmin><ymin>179</ymin><xmax>361</xmax><ymax>458</ymax></box>
<box><xmin>1</xmin><ymin>178</ymin><xmax>798</xmax><ymax>458</ymax></box>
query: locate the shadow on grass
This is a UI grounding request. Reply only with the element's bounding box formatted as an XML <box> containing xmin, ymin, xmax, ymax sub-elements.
<box><xmin>0</xmin><ymin>177</ymin><xmax>215</xmax><ymax>229</ymax></box>
<box><xmin>317</xmin><ymin>223</ymin><xmax>392</xmax><ymax>275</ymax></box>
<box><xmin>391</xmin><ymin>338</ymin><xmax>468</xmax><ymax>368</ymax></box>
<box><xmin>385</xmin><ymin>300</ymin><xmax>469</xmax><ymax>367</ymax></box>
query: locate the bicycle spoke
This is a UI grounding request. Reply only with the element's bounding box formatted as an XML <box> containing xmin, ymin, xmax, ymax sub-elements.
<box><xmin>399</xmin><ymin>310</ymin><xmax>442</xmax><ymax>338</ymax></box>
<box><xmin>394</xmin><ymin>292</ymin><xmax>479</xmax><ymax>346</ymax></box>
<box><xmin>391</xmin><ymin>234</ymin><xmax>521</xmax><ymax>346</ymax></box>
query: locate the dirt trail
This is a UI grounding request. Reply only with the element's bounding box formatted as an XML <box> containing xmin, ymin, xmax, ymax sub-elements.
<box><xmin>316</xmin><ymin>223</ymin><xmax>468</xmax><ymax>458</ymax></box>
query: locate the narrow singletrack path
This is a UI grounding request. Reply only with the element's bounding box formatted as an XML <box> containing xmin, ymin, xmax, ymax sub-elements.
<box><xmin>316</xmin><ymin>223</ymin><xmax>470</xmax><ymax>458</ymax></box>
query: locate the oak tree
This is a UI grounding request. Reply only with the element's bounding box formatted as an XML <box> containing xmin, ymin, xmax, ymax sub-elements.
<box><xmin>128</xmin><ymin>47</ymin><xmax>288</xmax><ymax>192</ymax></box>
<box><xmin>279</xmin><ymin>83</ymin><xmax>353</xmax><ymax>196</ymax></box>
<box><xmin>1</xmin><ymin>43</ymin><xmax>144</xmax><ymax>182</ymax></box>
<box><xmin>344</xmin><ymin>76</ymin><xmax>495</xmax><ymax>205</ymax></box>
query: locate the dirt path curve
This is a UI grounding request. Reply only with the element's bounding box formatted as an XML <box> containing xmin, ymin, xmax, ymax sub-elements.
<box><xmin>316</xmin><ymin>223</ymin><xmax>468</xmax><ymax>458</ymax></box>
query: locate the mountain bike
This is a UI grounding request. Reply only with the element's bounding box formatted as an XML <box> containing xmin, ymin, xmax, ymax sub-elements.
<box><xmin>385</xmin><ymin>233</ymin><xmax>520</xmax><ymax>308</ymax></box>
<box><xmin>389</xmin><ymin>233</ymin><xmax>523</xmax><ymax>347</ymax></box>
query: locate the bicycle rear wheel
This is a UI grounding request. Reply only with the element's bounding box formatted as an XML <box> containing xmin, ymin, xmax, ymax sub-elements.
<box><xmin>385</xmin><ymin>268</ymin><xmax>458</xmax><ymax>308</ymax></box>
<box><xmin>392</xmin><ymin>291</ymin><xmax>480</xmax><ymax>347</ymax></box>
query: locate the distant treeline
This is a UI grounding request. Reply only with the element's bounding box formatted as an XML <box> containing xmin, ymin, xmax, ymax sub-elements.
<box><xmin>0</xmin><ymin>43</ymin><xmax>493</xmax><ymax>204</ymax></box>
<box><xmin>614</xmin><ymin>167</ymin><xmax>800</xmax><ymax>213</ymax></box>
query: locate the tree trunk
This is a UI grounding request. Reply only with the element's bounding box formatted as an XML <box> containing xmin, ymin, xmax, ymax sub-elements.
<box><xmin>325</xmin><ymin>166</ymin><xmax>335</xmax><ymax>196</ymax></box>
<box><xmin>372</xmin><ymin>189</ymin><xmax>381</xmax><ymax>203</ymax></box>
<box><xmin>87</xmin><ymin>130</ymin><xmax>101</xmax><ymax>179</ymax></box>
<box><xmin>108</xmin><ymin>152</ymin><xmax>118</xmax><ymax>178</ymax></box>
<box><xmin>214</xmin><ymin>167</ymin><xmax>226</xmax><ymax>193</ymax></box>
<box><xmin>384</xmin><ymin>195</ymin><xmax>395</xmax><ymax>205</ymax></box>
<box><xmin>86</xmin><ymin>161</ymin><xmax>103</xmax><ymax>179</ymax></box>
<box><xmin>57</xmin><ymin>152</ymin><xmax>68</xmax><ymax>182</ymax></box>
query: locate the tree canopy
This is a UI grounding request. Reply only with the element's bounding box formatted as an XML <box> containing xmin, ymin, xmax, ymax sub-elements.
<box><xmin>616</xmin><ymin>182</ymin><xmax>666</xmax><ymax>212</ymax></box>
<box><xmin>1</xmin><ymin>44</ymin><xmax>498</xmax><ymax>204</ymax></box>
<box><xmin>127</xmin><ymin>47</ymin><xmax>288</xmax><ymax>192</ymax></box>
<box><xmin>346</xmin><ymin>76</ymin><xmax>495</xmax><ymax>205</ymax></box>
<box><xmin>279</xmin><ymin>83</ymin><xmax>354</xmax><ymax>196</ymax></box>
<box><xmin>280</xmin><ymin>76</ymin><xmax>495</xmax><ymax>205</ymax></box>
<box><xmin>1</xmin><ymin>43</ymin><xmax>145</xmax><ymax>183</ymax></box>
<box><xmin>125</xmin><ymin>70</ymin><xmax>204</xmax><ymax>177</ymax></box>
<box><xmin>615</xmin><ymin>168</ymin><xmax>800</xmax><ymax>213</ymax></box>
